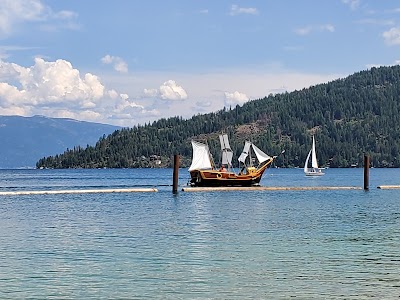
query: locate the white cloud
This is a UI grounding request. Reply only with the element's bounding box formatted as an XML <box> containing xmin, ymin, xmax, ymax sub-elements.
<box><xmin>294</xmin><ymin>26</ymin><xmax>313</xmax><ymax>36</ymax></box>
<box><xmin>0</xmin><ymin>0</ymin><xmax>78</xmax><ymax>37</ymax></box>
<box><xmin>0</xmin><ymin>58</ymin><xmax>105</xmax><ymax>106</ymax></box>
<box><xmin>143</xmin><ymin>88</ymin><xmax>158</xmax><ymax>97</ymax></box>
<box><xmin>159</xmin><ymin>80</ymin><xmax>188</xmax><ymax>100</ymax></box>
<box><xmin>0</xmin><ymin>58</ymin><xmax>153</xmax><ymax>126</ymax></box>
<box><xmin>101</xmin><ymin>55</ymin><xmax>113</xmax><ymax>64</ymax></box>
<box><xmin>294</xmin><ymin>24</ymin><xmax>335</xmax><ymax>36</ymax></box>
<box><xmin>101</xmin><ymin>54</ymin><xmax>128</xmax><ymax>73</ymax></box>
<box><xmin>342</xmin><ymin>0</ymin><xmax>360</xmax><ymax>10</ymax></box>
<box><xmin>224</xmin><ymin>91</ymin><xmax>249</xmax><ymax>107</ymax></box>
<box><xmin>144</xmin><ymin>80</ymin><xmax>188</xmax><ymax>101</ymax></box>
<box><xmin>383</xmin><ymin>27</ymin><xmax>400</xmax><ymax>45</ymax></box>
<box><xmin>355</xmin><ymin>19</ymin><xmax>395</xmax><ymax>26</ymax></box>
<box><xmin>53</xmin><ymin>10</ymin><xmax>78</xmax><ymax>20</ymax></box>
<box><xmin>229</xmin><ymin>5</ymin><xmax>259</xmax><ymax>16</ymax></box>
<box><xmin>321</xmin><ymin>24</ymin><xmax>335</xmax><ymax>33</ymax></box>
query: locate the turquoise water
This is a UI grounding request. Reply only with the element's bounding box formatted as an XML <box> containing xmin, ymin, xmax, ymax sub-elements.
<box><xmin>0</xmin><ymin>168</ymin><xmax>399</xmax><ymax>299</ymax></box>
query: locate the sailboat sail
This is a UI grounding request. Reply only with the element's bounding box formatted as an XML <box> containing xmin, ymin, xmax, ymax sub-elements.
<box><xmin>304</xmin><ymin>149</ymin><xmax>312</xmax><ymax>172</ymax></box>
<box><xmin>304</xmin><ymin>135</ymin><xmax>324</xmax><ymax>176</ymax></box>
<box><xmin>189</xmin><ymin>141</ymin><xmax>213</xmax><ymax>171</ymax></box>
<box><xmin>219</xmin><ymin>134</ymin><xmax>231</xmax><ymax>151</ymax></box>
<box><xmin>219</xmin><ymin>134</ymin><xmax>233</xmax><ymax>166</ymax></box>
<box><xmin>238</xmin><ymin>141</ymin><xmax>251</xmax><ymax>164</ymax></box>
<box><xmin>311</xmin><ymin>136</ymin><xmax>318</xmax><ymax>169</ymax></box>
<box><xmin>251</xmin><ymin>144</ymin><xmax>271</xmax><ymax>164</ymax></box>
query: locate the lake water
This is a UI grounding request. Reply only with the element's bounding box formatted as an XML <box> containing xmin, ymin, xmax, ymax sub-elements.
<box><xmin>0</xmin><ymin>168</ymin><xmax>399</xmax><ymax>299</ymax></box>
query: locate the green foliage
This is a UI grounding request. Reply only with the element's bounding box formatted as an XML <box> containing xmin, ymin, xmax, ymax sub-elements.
<box><xmin>37</xmin><ymin>65</ymin><xmax>400</xmax><ymax>169</ymax></box>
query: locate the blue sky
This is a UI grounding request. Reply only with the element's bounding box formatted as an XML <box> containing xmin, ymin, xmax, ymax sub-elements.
<box><xmin>0</xmin><ymin>0</ymin><xmax>399</xmax><ymax>126</ymax></box>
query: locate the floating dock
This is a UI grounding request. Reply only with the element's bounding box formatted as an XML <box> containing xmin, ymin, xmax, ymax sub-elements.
<box><xmin>182</xmin><ymin>186</ymin><xmax>362</xmax><ymax>192</ymax></box>
<box><xmin>0</xmin><ymin>188</ymin><xmax>158</xmax><ymax>196</ymax></box>
<box><xmin>377</xmin><ymin>185</ymin><xmax>400</xmax><ymax>189</ymax></box>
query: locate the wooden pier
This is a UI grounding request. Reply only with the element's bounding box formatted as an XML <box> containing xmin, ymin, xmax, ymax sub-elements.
<box><xmin>0</xmin><ymin>188</ymin><xmax>158</xmax><ymax>196</ymax></box>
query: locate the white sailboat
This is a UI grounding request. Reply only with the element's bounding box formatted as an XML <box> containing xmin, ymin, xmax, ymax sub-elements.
<box><xmin>304</xmin><ymin>135</ymin><xmax>324</xmax><ymax>176</ymax></box>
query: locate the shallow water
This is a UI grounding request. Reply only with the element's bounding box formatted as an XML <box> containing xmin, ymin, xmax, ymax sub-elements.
<box><xmin>0</xmin><ymin>168</ymin><xmax>399</xmax><ymax>299</ymax></box>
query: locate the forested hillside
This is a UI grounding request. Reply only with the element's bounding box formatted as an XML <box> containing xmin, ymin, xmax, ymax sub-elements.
<box><xmin>37</xmin><ymin>65</ymin><xmax>400</xmax><ymax>169</ymax></box>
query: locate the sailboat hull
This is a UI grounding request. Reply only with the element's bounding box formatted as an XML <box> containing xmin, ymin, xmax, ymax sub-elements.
<box><xmin>305</xmin><ymin>170</ymin><xmax>325</xmax><ymax>176</ymax></box>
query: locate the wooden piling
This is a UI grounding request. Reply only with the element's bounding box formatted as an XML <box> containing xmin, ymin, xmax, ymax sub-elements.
<box><xmin>364</xmin><ymin>155</ymin><xmax>369</xmax><ymax>191</ymax></box>
<box><xmin>173</xmin><ymin>154</ymin><xmax>179</xmax><ymax>194</ymax></box>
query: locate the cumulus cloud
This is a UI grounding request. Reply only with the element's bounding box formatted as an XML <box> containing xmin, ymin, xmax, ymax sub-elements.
<box><xmin>0</xmin><ymin>0</ymin><xmax>78</xmax><ymax>37</ymax></box>
<box><xmin>383</xmin><ymin>27</ymin><xmax>400</xmax><ymax>45</ymax></box>
<box><xmin>144</xmin><ymin>80</ymin><xmax>188</xmax><ymax>101</ymax></box>
<box><xmin>101</xmin><ymin>54</ymin><xmax>128</xmax><ymax>73</ymax></box>
<box><xmin>0</xmin><ymin>58</ymin><xmax>153</xmax><ymax>125</ymax></box>
<box><xmin>224</xmin><ymin>91</ymin><xmax>249</xmax><ymax>107</ymax></box>
<box><xmin>159</xmin><ymin>80</ymin><xmax>188</xmax><ymax>100</ymax></box>
<box><xmin>229</xmin><ymin>5</ymin><xmax>259</xmax><ymax>16</ymax></box>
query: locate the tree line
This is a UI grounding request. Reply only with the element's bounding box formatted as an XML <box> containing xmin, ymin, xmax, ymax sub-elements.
<box><xmin>37</xmin><ymin>65</ymin><xmax>400</xmax><ymax>169</ymax></box>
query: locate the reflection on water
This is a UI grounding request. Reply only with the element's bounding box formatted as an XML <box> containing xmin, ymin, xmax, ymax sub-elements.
<box><xmin>0</xmin><ymin>168</ymin><xmax>399</xmax><ymax>298</ymax></box>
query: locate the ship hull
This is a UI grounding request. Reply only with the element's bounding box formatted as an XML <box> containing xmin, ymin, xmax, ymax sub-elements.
<box><xmin>189</xmin><ymin>163</ymin><xmax>271</xmax><ymax>187</ymax></box>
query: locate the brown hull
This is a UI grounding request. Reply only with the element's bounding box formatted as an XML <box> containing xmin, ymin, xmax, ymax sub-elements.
<box><xmin>189</xmin><ymin>161</ymin><xmax>272</xmax><ymax>187</ymax></box>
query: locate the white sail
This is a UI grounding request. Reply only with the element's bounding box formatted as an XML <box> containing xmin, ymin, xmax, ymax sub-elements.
<box><xmin>219</xmin><ymin>134</ymin><xmax>231</xmax><ymax>151</ymax></box>
<box><xmin>219</xmin><ymin>134</ymin><xmax>233</xmax><ymax>166</ymax></box>
<box><xmin>304</xmin><ymin>149</ymin><xmax>312</xmax><ymax>172</ymax></box>
<box><xmin>221</xmin><ymin>152</ymin><xmax>233</xmax><ymax>166</ymax></box>
<box><xmin>251</xmin><ymin>144</ymin><xmax>271</xmax><ymax>164</ymax></box>
<box><xmin>311</xmin><ymin>136</ymin><xmax>319</xmax><ymax>169</ymax></box>
<box><xmin>189</xmin><ymin>141</ymin><xmax>212</xmax><ymax>171</ymax></box>
<box><xmin>238</xmin><ymin>141</ymin><xmax>252</xmax><ymax>164</ymax></box>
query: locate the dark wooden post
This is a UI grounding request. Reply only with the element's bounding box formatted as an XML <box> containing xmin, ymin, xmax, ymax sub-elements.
<box><xmin>364</xmin><ymin>155</ymin><xmax>369</xmax><ymax>191</ymax></box>
<box><xmin>173</xmin><ymin>154</ymin><xmax>179</xmax><ymax>194</ymax></box>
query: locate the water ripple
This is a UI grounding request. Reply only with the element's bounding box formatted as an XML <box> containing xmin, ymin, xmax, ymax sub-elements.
<box><xmin>0</xmin><ymin>168</ymin><xmax>400</xmax><ymax>298</ymax></box>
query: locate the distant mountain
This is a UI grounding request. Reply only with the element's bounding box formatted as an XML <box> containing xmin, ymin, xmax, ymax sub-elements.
<box><xmin>0</xmin><ymin>115</ymin><xmax>120</xmax><ymax>168</ymax></box>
